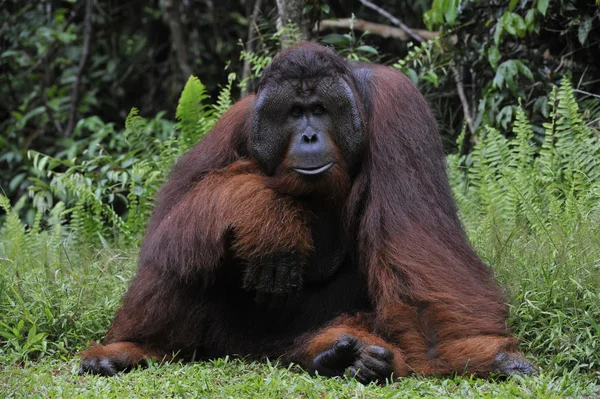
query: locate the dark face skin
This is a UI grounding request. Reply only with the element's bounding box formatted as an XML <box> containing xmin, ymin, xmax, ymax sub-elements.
<box><xmin>285</xmin><ymin>101</ymin><xmax>336</xmax><ymax>175</ymax></box>
<box><xmin>251</xmin><ymin>76</ymin><xmax>365</xmax><ymax>178</ymax></box>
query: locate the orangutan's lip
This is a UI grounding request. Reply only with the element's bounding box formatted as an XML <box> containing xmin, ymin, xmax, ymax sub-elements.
<box><xmin>293</xmin><ymin>162</ymin><xmax>334</xmax><ymax>175</ymax></box>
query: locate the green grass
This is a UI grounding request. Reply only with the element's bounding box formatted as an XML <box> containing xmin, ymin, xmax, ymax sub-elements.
<box><xmin>2</xmin><ymin>105</ymin><xmax>600</xmax><ymax>398</ymax></box>
<box><xmin>0</xmin><ymin>213</ymin><xmax>599</xmax><ymax>397</ymax></box>
<box><xmin>1</xmin><ymin>357</ymin><xmax>599</xmax><ymax>398</ymax></box>
<box><xmin>1</xmin><ymin>66</ymin><xmax>599</xmax><ymax>398</ymax></box>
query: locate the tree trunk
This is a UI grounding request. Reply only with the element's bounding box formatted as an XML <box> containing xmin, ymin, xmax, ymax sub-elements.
<box><xmin>163</xmin><ymin>0</ymin><xmax>193</xmax><ymax>80</ymax></box>
<box><xmin>241</xmin><ymin>0</ymin><xmax>263</xmax><ymax>97</ymax></box>
<box><xmin>276</xmin><ymin>0</ymin><xmax>311</xmax><ymax>47</ymax></box>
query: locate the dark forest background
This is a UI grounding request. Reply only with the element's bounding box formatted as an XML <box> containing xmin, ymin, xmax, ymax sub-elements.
<box><xmin>1</xmin><ymin>3</ymin><xmax>600</xmax><ymax>394</ymax></box>
<box><xmin>1</xmin><ymin>0</ymin><xmax>599</xmax><ymax>211</ymax></box>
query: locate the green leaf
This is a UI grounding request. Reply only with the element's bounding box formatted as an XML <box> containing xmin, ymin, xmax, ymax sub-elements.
<box><xmin>321</xmin><ymin>34</ymin><xmax>351</xmax><ymax>46</ymax></box>
<box><xmin>503</xmin><ymin>12</ymin><xmax>526</xmax><ymax>38</ymax></box>
<box><xmin>533</xmin><ymin>95</ymin><xmax>549</xmax><ymax>118</ymax></box>
<box><xmin>57</xmin><ymin>31</ymin><xmax>77</xmax><ymax>43</ymax></box>
<box><xmin>176</xmin><ymin>77</ymin><xmax>209</xmax><ymax>122</ymax></box>
<box><xmin>1</xmin><ymin>50</ymin><xmax>19</xmax><ymax>58</ymax></box>
<box><xmin>537</xmin><ymin>0</ymin><xmax>549</xmax><ymax>16</ymax></box>
<box><xmin>406</xmin><ymin>69</ymin><xmax>419</xmax><ymax>85</ymax></box>
<box><xmin>496</xmin><ymin>105</ymin><xmax>514</xmax><ymax>130</ymax></box>
<box><xmin>508</xmin><ymin>0</ymin><xmax>518</xmax><ymax>12</ymax></box>
<box><xmin>17</xmin><ymin>106</ymin><xmax>45</xmax><ymax>130</ymax></box>
<box><xmin>525</xmin><ymin>9</ymin><xmax>536</xmax><ymax>32</ymax></box>
<box><xmin>493</xmin><ymin>60</ymin><xmax>518</xmax><ymax>90</ymax></box>
<box><xmin>320</xmin><ymin>4</ymin><xmax>330</xmax><ymax>14</ymax></box>
<box><xmin>494</xmin><ymin>21</ymin><xmax>504</xmax><ymax>45</ymax></box>
<box><xmin>578</xmin><ymin>16</ymin><xmax>593</xmax><ymax>45</ymax></box>
<box><xmin>420</xmin><ymin>71</ymin><xmax>439</xmax><ymax>87</ymax></box>
<box><xmin>488</xmin><ymin>46</ymin><xmax>500</xmax><ymax>70</ymax></box>
<box><xmin>443</xmin><ymin>0</ymin><xmax>459</xmax><ymax>26</ymax></box>
<box><xmin>424</xmin><ymin>0</ymin><xmax>460</xmax><ymax>28</ymax></box>
<box><xmin>515</xmin><ymin>60</ymin><xmax>534</xmax><ymax>80</ymax></box>
<box><xmin>9</xmin><ymin>173</ymin><xmax>26</xmax><ymax>192</ymax></box>
<box><xmin>176</xmin><ymin>75</ymin><xmax>212</xmax><ymax>146</ymax></box>
<box><xmin>423</xmin><ymin>0</ymin><xmax>445</xmax><ymax>30</ymax></box>
<box><xmin>355</xmin><ymin>45</ymin><xmax>378</xmax><ymax>55</ymax></box>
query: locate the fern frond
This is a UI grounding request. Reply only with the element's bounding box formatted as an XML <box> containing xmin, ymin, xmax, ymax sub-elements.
<box><xmin>453</xmin><ymin>78</ymin><xmax>600</xmax><ymax>239</ymax></box>
<box><xmin>213</xmin><ymin>73</ymin><xmax>236</xmax><ymax>119</ymax></box>
<box><xmin>176</xmin><ymin>76</ymin><xmax>214</xmax><ymax>150</ymax></box>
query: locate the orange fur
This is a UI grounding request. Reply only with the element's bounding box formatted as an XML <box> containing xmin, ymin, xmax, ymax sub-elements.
<box><xmin>295</xmin><ymin>314</ymin><xmax>410</xmax><ymax>378</ymax></box>
<box><xmin>80</xmin><ymin>43</ymin><xmax>531</xmax><ymax>380</ymax></box>
<box><xmin>138</xmin><ymin>158</ymin><xmax>314</xmax><ymax>282</ymax></box>
<box><xmin>202</xmin><ymin>160</ymin><xmax>314</xmax><ymax>260</ymax></box>
<box><xmin>80</xmin><ymin>342</ymin><xmax>168</xmax><ymax>370</ymax></box>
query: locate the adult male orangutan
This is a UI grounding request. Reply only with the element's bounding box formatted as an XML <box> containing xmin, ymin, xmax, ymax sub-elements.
<box><xmin>79</xmin><ymin>42</ymin><xmax>535</xmax><ymax>383</ymax></box>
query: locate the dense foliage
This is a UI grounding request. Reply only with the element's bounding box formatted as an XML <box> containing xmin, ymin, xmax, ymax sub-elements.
<box><xmin>1</xmin><ymin>76</ymin><xmax>599</xmax><ymax>380</ymax></box>
<box><xmin>24</xmin><ymin>76</ymin><xmax>233</xmax><ymax>245</ymax></box>
<box><xmin>0</xmin><ymin>0</ymin><xmax>423</xmax><ymax>207</ymax></box>
<box><xmin>1</xmin><ymin>1</ymin><xmax>599</xmax><ymax>395</ymax></box>
<box><xmin>449</xmin><ymin>79</ymin><xmax>600</xmax><ymax>374</ymax></box>
<box><xmin>4</xmin><ymin>1</ymin><xmax>598</xmax><ymax>209</ymax></box>
<box><xmin>420</xmin><ymin>0</ymin><xmax>600</xmax><ymax>148</ymax></box>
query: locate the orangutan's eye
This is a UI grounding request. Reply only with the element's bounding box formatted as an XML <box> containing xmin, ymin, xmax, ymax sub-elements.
<box><xmin>314</xmin><ymin>105</ymin><xmax>325</xmax><ymax>115</ymax></box>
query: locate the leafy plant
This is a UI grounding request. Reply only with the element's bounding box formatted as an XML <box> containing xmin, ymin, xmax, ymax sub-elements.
<box><xmin>0</xmin><ymin>192</ymin><xmax>132</xmax><ymax>362</ymax></box>
<box><xmin>448</xmin><ymin>79</ymin><xmax>600</xmax><ymax>373</ymax></box>
<box><xmin>449</xmin><ymin>78</ymin><xmax>600</xmax><ymax>233</ymax></box>
<box><xmin>0</xmin><ymin>44</ymin><xmax>598</xmax><ymax>381</ymax></box>
<box><xmin>421</xmin><ymin>0</ymin><xmax>600</xmax><ymax>148</ymax></box>
<box><xmin>320</xmin><ymin>14</ymin><xmax>380</xmax><ymax>62</ymax></box>
<box><xmin>393</xmin><ymin>35</ymin><xmax>449</xmax><ymax>88</ymax></box>
<box><xmin>24</xmin><ymin>75</ymin><xmax>231</xmax><ymax>244</ymax></box>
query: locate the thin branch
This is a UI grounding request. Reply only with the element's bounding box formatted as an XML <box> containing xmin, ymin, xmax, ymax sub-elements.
<box><xmin>317</xmin><ymin>18</ymin><xmax>438</xmax><ymax>41</ymax></box>
<box><xmin>586</xmin><ymin>117</ymin><xmax>600</xmax><ymax>129</ymax></box>
<box><xmin>452</xmin><ymin>65</ymin><xmax>475</xmax><ymax>153</ymax></box>
<box><xmin>65</xmin><ymin>0</ymin><xmax>93</xmax><ymax>137</ymax></box>
<box><xmin>241</xmin><ymin>0</ymin><xmax>263</xmax><ymax>97</ymax></box>
<box><xmin>163</xmin><ymin>0</ymin><xmax>194</xmax><ymax>80</ymax></box>
<box><xmin>574</xmin><ymin>89</ymin><xmax>600</xmax><ymax>99</ymax></box>
<box><xmin>22</xmin><ymin>128</ymin><xmax>44</xmax><ymax>150</ymax></box>
<box><xmin>581</xmin><ymin>78</ymin><xmax>600</xmax><ymax>87</ymax></box>
<box><xmin>358</xmin><ymin>0</ymin><xmax>424</xmax><ymax>42</ymax></box>
<box><xmin>42</xmin><ymin>68</ymin><xmax>64</xmax><ymax>136</ymax></box>
<box><xmin>577</xmin><ymin>65</ymin><xmax>589</xmax><ymax>89</ymax></box>
<box><xmin>61</xmin><ymin>242</ymin><xmax>74</xmax><ymax>270</ymax></box>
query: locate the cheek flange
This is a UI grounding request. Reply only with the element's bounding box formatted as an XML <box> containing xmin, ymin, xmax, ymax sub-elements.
<box><xmin>250</xmin><ymin>86</ymin><xmax>292</xmax><ymax>176</ymax></box>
